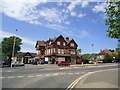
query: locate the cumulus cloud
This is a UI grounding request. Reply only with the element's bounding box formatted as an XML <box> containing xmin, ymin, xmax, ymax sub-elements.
<box><xmin>92</xmin><ymin>3</ymin><xmax>108</xmax><ymax>13</ymax></box>
<box><xmin>77</xmin><ymin>30</ymin><xmax>91</xmax><ymax>38</ymax></box>
<box><xmin>81</xmin><ymin>0</ymin><xmax>89</xmax><ymax>7</ymax></box>
<box><xmin>78</xmin><ymin>13</ymin><xmax>86</xmax><ymax>18</ymax></box>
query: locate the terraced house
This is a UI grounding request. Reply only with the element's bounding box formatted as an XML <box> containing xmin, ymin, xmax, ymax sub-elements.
<box><xmin>35</xmin><ymin>35</ymin><xmax>78</xmax><ymax>64</ymax></box>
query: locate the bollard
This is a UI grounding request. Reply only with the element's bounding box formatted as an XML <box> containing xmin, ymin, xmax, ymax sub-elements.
<box><xmin>94</xmin><ymin>62</ymin><xmax>96</xmax><ymax>66</ymax></box>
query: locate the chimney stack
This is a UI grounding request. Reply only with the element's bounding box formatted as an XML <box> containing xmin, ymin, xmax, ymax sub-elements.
<box><xmin>66</xmin><ymin>37</ymin><xmax>69</xmax><ymax>41</ymax></box>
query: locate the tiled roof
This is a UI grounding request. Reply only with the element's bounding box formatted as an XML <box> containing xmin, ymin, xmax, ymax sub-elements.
<box><xmin>98</xmin><ymin>49</ymin><xmax>113</xmax><ymax>55</ymax></box>
<box><xmin>14</xmin><ymin>52</ymin><xmax>37</xmax><ymax>57</ymax></box>
<box><xmin>37</xmin><ymin>41</ymin><xmax>45</xmax><ymax>46</ymax></box>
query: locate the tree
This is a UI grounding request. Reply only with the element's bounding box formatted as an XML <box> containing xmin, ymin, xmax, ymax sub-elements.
<box><xmin>76</xmin><ymin>49</ymin><xmax>82</xmax><ymax>55</ymax></box>
<box><xmin>1</xmin><ymin>36</ymin><xmax>22</xmax><ymax>63</ymax></box>
<box><xmin>104</xmin><ymin>53</ymin><xmax>113</xmax><ymax>62</ymax></box>
<box><xmin>105</xmin><ymin>1</ymin><xmax>120</xmax><ymax>39</ymax></box>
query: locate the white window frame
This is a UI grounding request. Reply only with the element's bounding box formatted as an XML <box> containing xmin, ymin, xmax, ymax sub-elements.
<box><xmin>49</xmin><ymin>42</ymin><xmax>51</xmax><ymax>45</ymax></box>
<box><xmin>57</xmin><ymin>41</ymin><xmax>61</xmax><ymax>45</ymax></box>
<box><xmin>61</xmin><ymin>49</ymin><xmax>64</xmax><ymax>54</ymax></box>
<box><xmin>53</xmin><ymin>48</ymin><xmax>55</xmax><ymax>53</ymax></box>
<box><xmin>58</xmin><ymin>49</ymin><xmax>61</xmax><ymax>54</ymax></box>
<box><xmin>71</xmin><ymin>50</ymin><xmax>75</xmax><ymax>54</ymax></box>
<box><xmin>63</xmin><ymin>42</ymin><xmax>66</xmax><ymax>46</ymax></box>
<box><xmin>70</xmin><ymin>43</ymin><xmax>74</xmax><ymax>47</ymax></box>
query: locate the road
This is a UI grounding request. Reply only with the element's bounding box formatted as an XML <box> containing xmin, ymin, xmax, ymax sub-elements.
<box><xmin>1</xmin><ymin>63</ymin><xmax>119</xmax><ymax>89</ymax></box>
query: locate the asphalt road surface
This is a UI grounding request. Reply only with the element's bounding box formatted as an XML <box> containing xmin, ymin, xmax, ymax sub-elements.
<box><xmin>1</xmin><ymin>63</ymin><xmax>119</xmax><ymax>88</ymax></box>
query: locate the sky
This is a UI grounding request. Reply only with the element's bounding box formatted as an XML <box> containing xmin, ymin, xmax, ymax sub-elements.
<box><xmin>0</xmin><ymin>0</ymin><xmax>118</xmax><ymax>54</ymax></box>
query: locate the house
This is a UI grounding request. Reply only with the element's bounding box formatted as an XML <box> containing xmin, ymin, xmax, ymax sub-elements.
<box><xmin>97</xmin><ymin>49</ymin><xmax>113</xmax><ymax>62</ymax></box>
<box><xmin>12</xmin><ymin>52</ymin><xmax>37</xmax><ymax>64</ymax></box>
<box><xmin>35</xmin><ymin>35</ymin><xmax>78</xmax><ymax>64</ymax></box>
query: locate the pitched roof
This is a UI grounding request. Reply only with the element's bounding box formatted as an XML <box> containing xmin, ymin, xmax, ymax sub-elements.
<box><xmin>14</xmin><ymin>52</ymin><xmax>37</xmax><ymax>57</ymax></box>
<box><xmin>37</xmin><ymin>40</ymin><xmax>45</xmax><ymax>46</ymax></box>
<box><xmin>98</xmin><ymin>49</ymin><xmax>113</xmax><ymax>55</ymax></box>
<box><xmin>36</xmin><ymin>35</ymin><xmax>77</xmax><ymax>46</ymax></box>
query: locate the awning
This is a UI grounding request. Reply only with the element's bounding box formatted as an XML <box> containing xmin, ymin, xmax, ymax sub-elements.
<box><xmin>28</xmin><ymin>58</ymin><xmax>35</xmax><ymax>60</ymax></box>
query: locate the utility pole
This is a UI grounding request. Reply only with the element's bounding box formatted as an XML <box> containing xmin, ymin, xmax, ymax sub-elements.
<box><xmin>11</xmin><ymin>29</ymin><xmax>17</xmax><ymax>68</ymax></box>
<box><xmin>92</xmin><ymin>44</ymin><xmax>94</xmax><ymax>60</ymax></box>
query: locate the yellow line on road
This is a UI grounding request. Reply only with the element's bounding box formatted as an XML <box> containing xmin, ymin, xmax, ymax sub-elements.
<box><xmin>66</xmin><ymin>68</ymin><xmax>118</xmax><ymax>90</ymax></box>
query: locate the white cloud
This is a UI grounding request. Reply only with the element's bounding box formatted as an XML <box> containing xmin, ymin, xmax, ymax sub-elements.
<box><xmin>0</xmin><ymin>31</ymin><xmax>35</xmax><ymax>45</ymax></box>
<box><xmin>68</xmin><ymin>1</ymin><xmax>81</xmax><ymax>12</ymax></box>
<box><xmin>39</xmin><ymin>8</ymin><xmax>63</xmax><ymax>23</ymax></box>
<box><xmin>78</xmin><ymin>13</ymin><xmax>86</xmax><ymax>18</ymax></box>
<box><xmin>70</xmin><ymin>11</ymin><xmax>77</xmax><ymax>16</ymax></box>
<box><xmin>77</xmin><ymin>30</ymin><xmax>91</xmax><ymax>38</ymax></box>
<box><xmin>92</xmin><ymin>3</ymin><xmax>108</xmax><ymax>13</ymax></box>
<box><xmin>64</xmin><ymin>21</ymin><xmax>70</xmax><ymax>24</ymax></box>
<box><xmin>81</xmin><ymin>0</ymin><xmax>89</xmax><ymax>7</ymax></box>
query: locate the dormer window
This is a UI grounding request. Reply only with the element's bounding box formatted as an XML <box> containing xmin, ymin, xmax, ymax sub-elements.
<box><xmin>57</xmin><ymin>41</ymin><xmax>61</xmax><ymax>45</ymax></box>
<box><xmin>49</xmin><ymin>42</ymin><xmax>51</xmax><ymax>45</ymax></box>
<box><xmin>70</xmin><ymin>43</ymin><xmax>74</xmax><ymax>47</ymax></box>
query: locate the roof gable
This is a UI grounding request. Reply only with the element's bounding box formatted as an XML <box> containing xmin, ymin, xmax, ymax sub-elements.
<box><xmin>67</xmin><ymin>39</ymin><xmax>78</xmax><ymax>46</ymax></box>
<box><xmin>52</xmin><ymin>35</ymin><xmax>67</xmax><ymax>44</ymax></box>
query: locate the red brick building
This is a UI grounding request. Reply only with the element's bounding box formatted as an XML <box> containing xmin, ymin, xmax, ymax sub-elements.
<box><xmin>35</xmin><ymin>35</ymin><xmax>78</xmax><ymax>64</ymax></box>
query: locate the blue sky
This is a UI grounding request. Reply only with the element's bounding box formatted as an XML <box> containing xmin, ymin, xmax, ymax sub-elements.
<box><xmin>0</xmin><ymin>0</ymin><xmax>118</xmax><ymax>54</ymax></box>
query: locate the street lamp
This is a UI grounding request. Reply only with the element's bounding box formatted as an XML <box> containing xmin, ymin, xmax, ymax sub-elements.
<box><xmin>92</xmin><ymin>44</ymin><xmax>94</xmax><ymax>60</ymax></box>
<box><xmin>11</xmin><ymin>29</ymin><xmax>17</xmax><ymax>68</ymax></box>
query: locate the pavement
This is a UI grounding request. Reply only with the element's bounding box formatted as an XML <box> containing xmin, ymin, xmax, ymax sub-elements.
<box><xmin>75</xmin><ymin>68</ymin><xmax>119</xmax><ymax>88</ymax></box>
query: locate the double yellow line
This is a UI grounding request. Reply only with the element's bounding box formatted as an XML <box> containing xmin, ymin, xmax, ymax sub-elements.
<box><xmin>66</xmin><ymin>68</ymin><xmax>118</xmax><ymax>90</ymax></box>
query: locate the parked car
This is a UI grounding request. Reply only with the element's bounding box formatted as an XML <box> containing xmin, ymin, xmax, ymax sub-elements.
<box><xmin>32</xmin><ymin>60</ymin><xmax>37</xmax><ymax>65</ymax></box>
<box><xmin>83</xmin><ymin>60</ymin><xmax>89</xmax><ymax>64</ymax></box>
<box><xmin>76</xmin><ymin>60</ymin><xmax>82</xmax><ymax>64</ymax></box>
<box><xmin>1</xmin><ymin>61</ymin><xmax>11</xmax><ymax>67</ymax></box>
<box><xmin>98</xmin><ymin>60</ymin><xmax>103</xmax><ymax>63</ymax></box>
<box><xmin>58</xmin><ymin>61</ymin><xmax>71</xmax><ymax>66</ymax></box>
<box><xmin>11</xmin><ymin>62</ymin><xmax>24</xmax><ymax>67</ymax></box>
<box><xmin>89</xmin><ymin>61</ymin><xmax>95</xmax><ymax>64</ymax></box>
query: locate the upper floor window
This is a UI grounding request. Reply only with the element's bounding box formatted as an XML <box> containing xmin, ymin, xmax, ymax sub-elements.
<box><xmin>49</xmin><ymin>42</ymin><xmax>51</xmax><ymax>45</ymax></box>
<box><xmin>57</xmin><ymin>41</ymin><xmax>61</xmax><ymax>45</ymax></box>
<box><xmin>63</xmin><ymin>42</ymin><xmax>66</xmax><ymax>46</ymax></box>
<box><xmin>61</xmin><ymin>49</ymin><xmax>64</xmax><ymax>54</ymax></box>
<box><xmin>58</xmin><ymin>49</ymin><xmax>61</xmax><ymax>54</ymax></box>
<box><xmin>53</xmin><ymin>48</ymin><xmax>55</xmax><ymax>53</ymax></box>
<box><xmin>71</xmin><ymin>50</ymin><xmax>76</xmax><ymax>54</ymax></box>
<box><xmin>48</xmin><ymin>49</ymin><xmax>50</xmax><ymax>54</ymax></box>
<box><xmin>70</xmin><ymin>43</ymin><xmax>74</xmax><ymax>47</ymax></box>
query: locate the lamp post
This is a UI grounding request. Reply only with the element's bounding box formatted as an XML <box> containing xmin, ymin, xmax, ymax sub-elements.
<box><xmin>11</xmin><ymin>29</ymin><xmax>17</xmax><ymax>68</ymax></box>
<box><xmin>92</xmin><ymin>44</ymin><xmax>94</xmax><ymax>60</ymax></box>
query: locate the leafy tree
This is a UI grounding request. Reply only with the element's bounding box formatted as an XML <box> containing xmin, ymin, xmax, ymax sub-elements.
<box><xmin>77</xmin><ymin>49</ymin><xmax>82</xmax><ymax>55</ymax></box>
<box><xmin>104</xmin><ymin>53</ymin><xmax>113</xmax><ymax>62</ymax></box>
<box><xmin>82</xmin><ymin>53</ymin><xmax>92</xmax><ymax>60</ymax></box>
<box><xmin>105</xmin><ymin>1</ymin><xmax>120</xmax><ymax>39</ymax></box>
<box><xmin>1</xmin><ymin>36</ymin><xmax>22</xmax><ymax>63</ymax></box>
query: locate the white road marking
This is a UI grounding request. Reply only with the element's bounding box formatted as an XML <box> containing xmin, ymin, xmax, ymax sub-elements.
<box><xmin>17</xmin><ymin>76</ymin><xmax>24</xmax><ymax>78</ymax></box>
<box><xmin>28</xmin><ymin>75</ymin><xmax>34</xmax><ymax>77</ymax></box>
<box><xmin>68</xmin><ymin>73</ymin><xmax>73</xmax><ymax>75</ymax></box>
<box><xmin>53</xmin><ymin>73</ymin><xmax>59</xmax><ymax>75</ymax></box>
<box><xmin>75</xmin><ymin>67</ymin><xmax>80</xmax><ymax>69</ymax></box>
<box><xmin>74</xmin><ymin>73</ymin><xmax>80</xmax><ymax>74</ymax></box>
<box><xmin>8</xmin><ymin>76</ymin><xmax>15</xmax><ymax>78</ymax></box>
<box><xmin>45</xmin><ymin>74</ymin><xmax>51</xmax><ymax>76</ymax></box>
<box><xmin>59</xmin><ymin>68</ymin><xmax>65</xmax><ymax>69</ymax></box>
<box><xmin>36</xmin><ymin>75</ymin><xmax>43</xmax><ymax>77</ymax></box>
<box><xmin>0</xmin><ymin>77</ymin><xmax>5</xmax><ymax>79</ymax></box>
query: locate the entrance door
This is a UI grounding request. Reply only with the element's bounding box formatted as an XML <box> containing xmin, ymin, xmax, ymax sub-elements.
<box><xmin>24</xmin><ymin>57</ymin><xmax>29</xmax><ymax>64</ymax></box>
